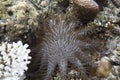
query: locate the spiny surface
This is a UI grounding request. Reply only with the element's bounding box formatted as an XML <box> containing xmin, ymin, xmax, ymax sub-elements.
<box><xmin>26</xmin><ymin>15</ymin><xmax>107</xmax><ymax>80</ymax></box>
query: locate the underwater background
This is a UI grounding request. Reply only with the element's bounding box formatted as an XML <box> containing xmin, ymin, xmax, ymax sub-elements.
<box><xmin>0</xmin><ymin>0</ymin><xmax>120</xmax><ymax>80</ymax></box>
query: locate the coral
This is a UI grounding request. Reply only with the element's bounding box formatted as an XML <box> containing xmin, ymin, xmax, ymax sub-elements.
<box><xmin>0</xmin><ymin>0</ymin><xmax>120</xmax><ymax>80</ymax></box>
<box><xmin>0</xmin><ymin>0</ymin><xmax>12</xmax><ymax>20</ymax></box>
<box><xmin>72</xmin><ymin>0</ymin><xmax>99</xmax><ymax>23</ymax></box>
<box><xmin>0</xmin><ymin>0</ymin><xmax>40</xmax><ymax>42</ymax></box>
<box><xmin>0</xmin><ymin>41</ymin><xmax>31</xmax><ymax>80</ymax></box>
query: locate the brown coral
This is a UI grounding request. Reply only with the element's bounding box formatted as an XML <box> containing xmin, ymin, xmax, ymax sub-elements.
<box><xmin>0</xmin><ymin>1</ymin><xmax>40</xmax><ymax>42</ymax></box>
<box><xmin>72</xmin><ymin>0</ymin><xmax>99</xmax><ymax>23</ymax></box>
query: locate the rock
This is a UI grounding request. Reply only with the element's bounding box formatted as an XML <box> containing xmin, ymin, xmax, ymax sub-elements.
<box><xmin>95</xmin><ymin>57</ymin><xmax>112</xmax><ymax>77</ymax></box>
<box><xmin>72</xmin><ymin>0</ymin><xmax>99</xmax><ymax>23</ymax></box>
<box><xmin>40</xmin><ymin>0</ymin><xmax>49</xmax><ymax>7</ymax></box>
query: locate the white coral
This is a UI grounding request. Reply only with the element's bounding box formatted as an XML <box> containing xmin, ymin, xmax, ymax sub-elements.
<box><xmin>0</xmin><ymin>41</ymin><xmax>31</xmax><ymax>80</ymax></box>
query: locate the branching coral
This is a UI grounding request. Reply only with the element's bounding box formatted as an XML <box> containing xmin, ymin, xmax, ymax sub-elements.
<box><xmin>0</xmin><ymin>41</ymin><xmax>31</xmax><ymax>80</ymax></box>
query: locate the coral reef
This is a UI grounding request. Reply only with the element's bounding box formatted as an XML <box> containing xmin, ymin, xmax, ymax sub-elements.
<box><xmin>0</xmin><ymin>41</ymin><xmax>31</xmax><ymax>80</ymax></box>
<box><xmin>0</xmin><ymin>0</ymin><xmax>120</xmax><ymax>80</ymax></box>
